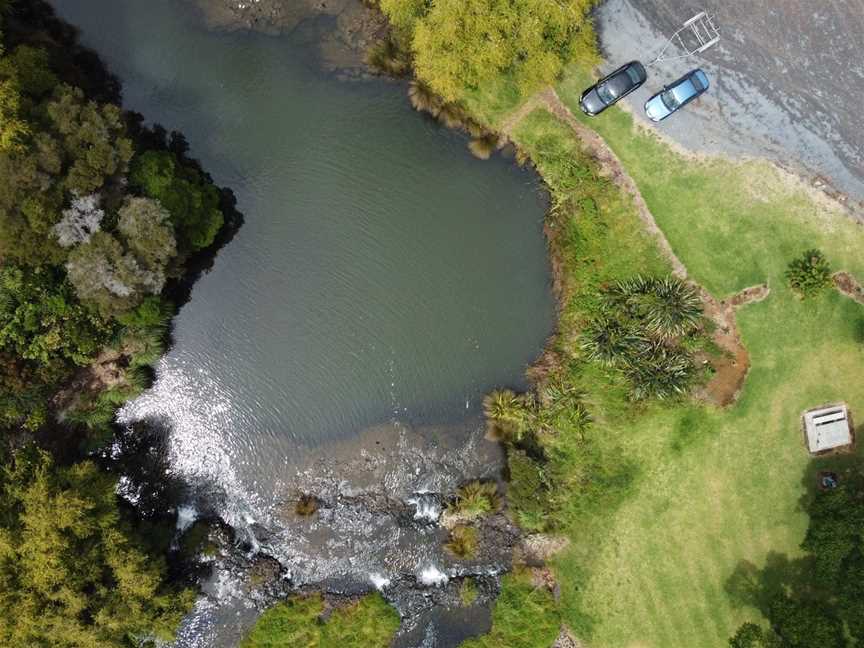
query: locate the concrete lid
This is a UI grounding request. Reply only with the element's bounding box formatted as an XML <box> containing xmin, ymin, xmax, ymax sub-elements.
<box><xmin>804</xmin><ymin>405</ymin><xmax>851</xmax><ymax>453</ymax></box>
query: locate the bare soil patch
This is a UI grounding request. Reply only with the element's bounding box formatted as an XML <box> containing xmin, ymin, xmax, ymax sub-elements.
<box><xmin>697</xmin><ymin>284</ymin><xmax>770</xmax><ymax>407</ymax></box>
<box><xmin>833</xmin><ymin>271</ymin><xmax>864</xmax><ymax>305</ymax></box>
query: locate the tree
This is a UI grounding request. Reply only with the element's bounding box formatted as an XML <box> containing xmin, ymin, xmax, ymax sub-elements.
<box><xmin>0</xmin><ymin>77</ymin><xmax>29</xmax><ymax>152</ymax></box>
<box><xmin>0</xmin><ymin>446</ymin><xmax>195</xmax><ymax>647</ymax></box>
<box><xmin>117</xmin><ymin>196</ymin><xmax>177</xmax><ymax>269</ymax></box>
<box><xmin>768</xmin><ymin>596</ymin><xmax>845</xmax><ymax>648</ymax></box>
<box><xmin>0</xmin><ymin>45</ymin><xmax>57</xmax><ymax>98</ymax></box>
<box><xmin>52</xmin><ymin>193</ymin><xmax>104</xmax><ymax>247</ymax></box>
<box><xmin>46</xmin><ymin>85</ymin><xmax>133</xmax><ymax>194</ymax></box>
<box><xmin>0</xmin><ymin>264</ymin><xmax>110</xmax><ymax>367</ymax></box>
<box><xmin>785</xmin><ymin>249</ymin><xmax>832</xmax><ymax>298</ymax></box>
<box><xmin>129</xmin><ymin>150</ymin><xmax>224</xmax><ymax>251</ymax></box>
<box><xmin>66</xmin><ymin>230</ymin><xmax>167</xmax><ymax>316</ymax></box>
<box><xmin>411</xmin><ymin>0</ymin><xmax>597</xmax><ymax>101</ymax></box>
<box><xmin>729</xmin><ymin>623</ymin><xmax>781</xmax><ymax>648</ymax></box>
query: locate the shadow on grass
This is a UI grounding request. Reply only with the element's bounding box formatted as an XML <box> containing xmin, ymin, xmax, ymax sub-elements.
<box><xmin>725</xmin><ymin>447</ymin><xmax>864</xmax><ymax>617</ymax></box>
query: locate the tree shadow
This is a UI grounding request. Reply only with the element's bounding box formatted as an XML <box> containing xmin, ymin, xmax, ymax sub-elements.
<box><xmin>725</xmin><ymin>552</ymin><xmax>813</xmax><ymax>614</ymax></box>
<box><xmin>4</xmin><ymin>0</ymin><xmax>122</xmax><ymax>103</ymax></box>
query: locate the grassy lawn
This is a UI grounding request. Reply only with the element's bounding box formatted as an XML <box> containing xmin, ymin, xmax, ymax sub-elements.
<box><xmin>547</xmin><ymin>70</ymin><xmax>864</xmax><ymax>648</ymax></box>
<box><xmin>468</xmin><ymin>68</ymin><xmax>864</xmax><ymax>648</ymax></box>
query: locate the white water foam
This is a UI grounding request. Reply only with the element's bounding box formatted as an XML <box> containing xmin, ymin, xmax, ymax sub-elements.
<box><xmin>407</xmin><ymin>492</ymin><xmax>441</xmax><ymax>523</ymax></box>
<box><xmin>176</xmin><ymin>505</ymin><xmax>199</xmax><ymax>533</ymax></box>
<box><xmin>369</xmin><ymin>573</ymin><xmax>392</xmax><ymax>591</ymax></box>
<box><xmin>418</xmin><ymin>565</ymin><xmax>449</xmax><ymax>587</ymax></box>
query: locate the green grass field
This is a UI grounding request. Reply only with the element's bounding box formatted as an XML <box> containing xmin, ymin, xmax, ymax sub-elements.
<box><xmin>467</xmin><ymin>67</ymin><xmax>864</xmax><ymax>648</ymax></box>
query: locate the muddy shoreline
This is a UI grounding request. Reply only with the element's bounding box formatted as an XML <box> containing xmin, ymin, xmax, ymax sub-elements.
<box><xmin>186</xmin><ymin>0</ymin><xmax>389</xmax><ymax>79</ymax></box>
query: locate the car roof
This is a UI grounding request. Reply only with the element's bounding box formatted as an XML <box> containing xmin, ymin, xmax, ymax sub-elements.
<box><xmin>671</xmin><ymin>78</ymin><xmax>698</xmax><ymax>102</ymax></box>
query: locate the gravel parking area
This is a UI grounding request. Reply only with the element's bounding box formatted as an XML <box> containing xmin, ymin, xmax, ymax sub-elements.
<box><xmin>595</xmin><ymin>0</ymin><xmax>864</xmax><ymax>212</ymax></box>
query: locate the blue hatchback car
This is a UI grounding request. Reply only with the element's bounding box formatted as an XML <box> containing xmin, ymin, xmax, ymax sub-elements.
<box><xmin>644</xmin><ymin>69</ymin><xmax>709</xmax><ymax>122</ymax></box>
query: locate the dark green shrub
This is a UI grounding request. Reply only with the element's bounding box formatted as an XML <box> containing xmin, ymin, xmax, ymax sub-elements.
<box><xmin>506</xmin><ymin>450</ymin><xmax>552</xmax><ymax>532</ymax></box>
<box><xmin>785</xmin><ymin>249</ymin><xmax>832</xmax><ymax>297</ymax></box>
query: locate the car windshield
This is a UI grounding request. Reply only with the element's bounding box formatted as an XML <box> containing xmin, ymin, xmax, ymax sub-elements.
<box><xmin>625</xmin><ymin>66</ymin><xmax>642</xmax><ymax>84</ymax></box>
<box><xmin>661</xmin><ymin>89</ymin><xmax>680</xmax><ymax>110</ymax></box>
<box><xmin>597</xmin><ymin>82</ymin><xmax>616</xmax><ymax>104</ymax></box>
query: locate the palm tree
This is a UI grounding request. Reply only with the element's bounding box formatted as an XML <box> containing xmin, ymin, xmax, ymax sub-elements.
<box><xmin>468</xmin><ymin>133</ymin><xmax>499</xmax><ymax>160</ymax></box>
<box><xmin>581</xmin><ymin>316</ymin><xmax>642</xmax><ymax>367</ymax></box>
<box><xmin>483</xmin><ymin>389</ymin><xmax>536</xmax><ymax>442</ymax></box>
<box><xmin>436</xmin><ymin>102</ymin><xmax>468</xmax><ymax>129</ymax></box>
<box><xmin>626</xmin><ymin>339</ymin><xmax>695</xmax><ymax>400</ymax></box>
<box><xmin>645</xmin><ymin>277</ymin><xmax>703</xmax><ymax>338</ymax></box>
<box><xmin>408</xmin><ymin>80</ymin><xmax>442</xmax><ymax>116</ymax></box>
<box><xmin>605</xmin><ymin>275</ymin><xmax>702</xmax><ymax>339</ymax></box>
<box><xmin>448</xmin><ymin>481</ymin><xmax>501</xmax><ymax>519</ymax></box>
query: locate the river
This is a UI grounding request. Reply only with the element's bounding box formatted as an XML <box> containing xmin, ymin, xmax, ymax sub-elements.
<box><xmin>49</xmin><ymin>1</ymin><xmax>553</xmax><ymax>645</ymax></box>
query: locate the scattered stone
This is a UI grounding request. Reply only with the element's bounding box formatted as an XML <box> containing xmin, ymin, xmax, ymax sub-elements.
<box><xmin>552</xmin><ymin>625</ymin><xmax>587</xmax><ymax>648</ymax></box>
<box><xmin>521</xmin><ymin>534</ymin><xmax>571</xmax><ymax>562</ymax></box>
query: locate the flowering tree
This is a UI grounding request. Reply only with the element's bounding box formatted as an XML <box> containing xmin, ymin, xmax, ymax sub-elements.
<box><xmin>52</xmin><ymin>193</ymin><xmax>104</xmax><ymax>247</ymax></box>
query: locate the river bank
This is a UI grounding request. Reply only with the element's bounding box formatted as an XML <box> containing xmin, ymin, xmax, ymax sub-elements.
<box><xmin>357</xmin><ymin>2</ymin><xmax>864</xmax><ymax>647</ymax></box>
<box><xmin>48</xmin><ymin>0</ymin><xmax>557</xmax><ymax>645</ymax></box>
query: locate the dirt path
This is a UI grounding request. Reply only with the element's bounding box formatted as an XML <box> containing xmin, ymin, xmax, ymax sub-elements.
<box><xmin>502</xmin><ymin>88</ymin><xmax>763</xmax><ymax>406</ymax></box>
<box><xmin>503</xmin><ymin>87</ymin><xmax>690</xmax><ymax>280</ymax></box>
<box><xmin>833</xmin><ymin>271</ymin><xmax>864</xmax><ymax>305</ymax></box>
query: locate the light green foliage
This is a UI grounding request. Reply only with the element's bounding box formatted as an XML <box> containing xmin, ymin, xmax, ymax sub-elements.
<box><xmin>448</xmin><ymin>480</ymin><xmax>501</xmax><ymax>519</ymax></box>
<box><xmin>46</xmin><ymin>85</ymin><xmax>133</xmax><ymax>194</ymax></box>
<box><xmin>378</xmin><ymin>0</ymin><xmax>427</xmax><ymax>41</ymax></box>
<box><xmin>460</xmin><ymin>572</ymin><xmax>560</xmax><ymax>648</ymax></box>
<box><xmin>785</xmin><ymin>249</ymin><xmax>832</xmax><ymax>298</ymax></box>
<box><xmin>130</xmin><ymin>150</ymin><xmax>224</xmax><ymax>251</ymax></box>
<box><xmin>0</xmin><ymin>264</ymin><xmax>110</xmax><ymax>367</ymax></box>
<box><xmin>412</xmin><ymin>0</ymin><xmax>597</xmax><ymax>101</ymax></box>
<box><xmin>459</xmin><ymin>578</ymin><xmax>479</xmax><ymax>606</ymax></box>
<box><xmin>0</xmin><ymin>446</ymin><xmax>195</xmax><ymax>647</ymax></box>
<box><xmin>0</xmin><ymin>77</ymin><xmax>28</xmax><ymax>151</ymax></box>
<box><xmin>445</xmin><ymin>524</ymin><xmax>479</xmax><ymax>558</ymax></box>
<box><xmin>241</xmin><ymin>593</ymin><xmax>399</xmax><ymax>648</ymax></box>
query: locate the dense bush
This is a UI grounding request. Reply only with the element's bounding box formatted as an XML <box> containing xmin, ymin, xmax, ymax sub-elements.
<box><xmin>729</xmin><ymin>480</ymin><xmax>864</xmax><ymax>648</ymax></box>
<box><xmin>0</xmin><ymin>446</ymin><xmax>195</xmax><ymax>647</ymax></box>
<box><xmin>582</xmin><ymin>275</ymin><xmax>704</xmax><ymax>400</ymax></box>
<box><xmin>0</xmin><ymin>6</ymin><xmax>228</xmax><ymax>431</ymax></box>
<box><xmin>376</xmin><ymin>0</ymin><xmax>597</xmax><ymax>101</ymax></box>
<box><xmin>241</xmin><ymin>593</ymin><xmax>399</xmax><ymax>648</ymax></box>
<box><xmin>447</xmin><ymin>480</ymin><xmax>501</xmax><ymax>520</ymax></box>
<box><xmin>785</xmin><ymin>249</ymin><xmax>832</xmax><ymax>297</ymax></box>
<box><xmin>130</xmin><ymin>150</ymin><xmax>224</xmax><ymax>251</ymax></box>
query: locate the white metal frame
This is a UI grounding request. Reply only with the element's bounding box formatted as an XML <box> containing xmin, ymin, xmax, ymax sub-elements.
<box><xmin>648</xmin><ymin>11</ymin><xmax>720</xmax><ymax>65</ymax></box>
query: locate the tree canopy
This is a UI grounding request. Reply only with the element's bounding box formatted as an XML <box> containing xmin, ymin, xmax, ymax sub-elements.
<box><xmin>729</xmin><ymin>479</ymin><xmax>864</xmax><ymax>648</ymax></box>
<box><xmin>377</xmin><ymin>0</ymin><xmax>598</xmax><ymax>101</ymax></box>
<box><xmin>0</xmin><ymin>446</ymin><xmax>195</xmax><ymax>648</ymax></box>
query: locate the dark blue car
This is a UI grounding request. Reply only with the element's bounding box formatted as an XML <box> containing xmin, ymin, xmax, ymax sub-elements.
<box><xmin>579</xmin><ymin>61</ymin><xmax>647</xmax><ymax>116</ymax></box>
<box><xmin>644</xmin><ymin>69</ymin><xmax>709</xmax><ymax>122</ymax></box>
